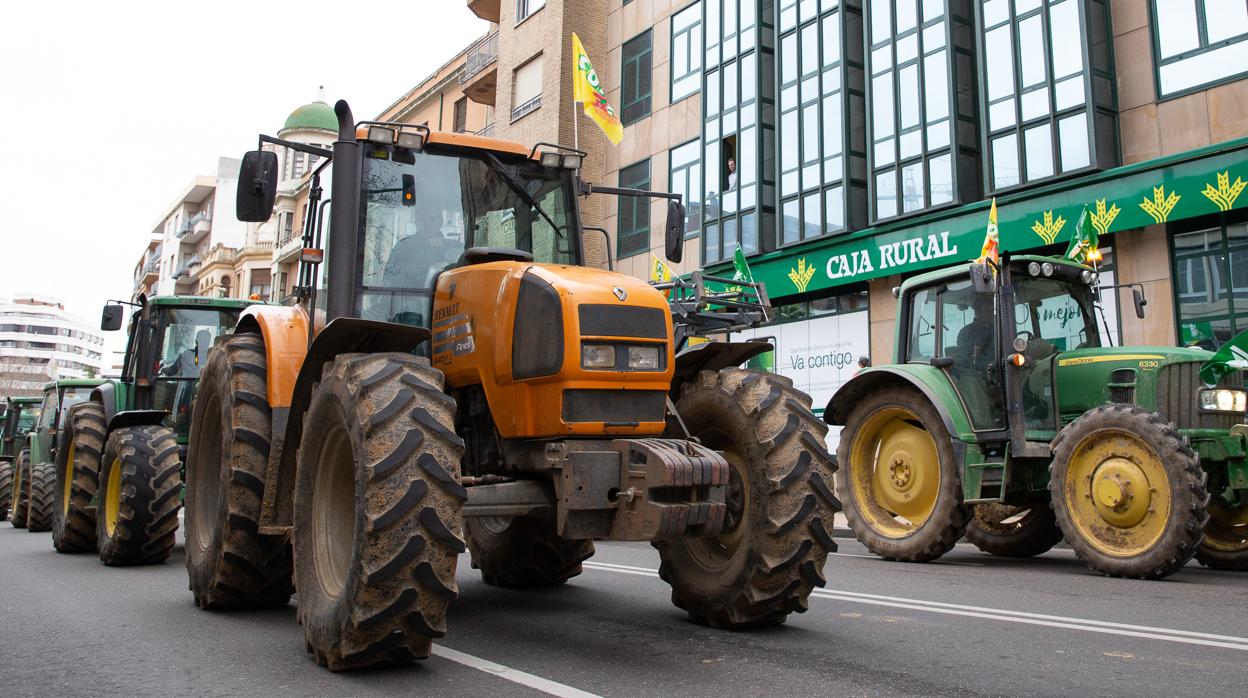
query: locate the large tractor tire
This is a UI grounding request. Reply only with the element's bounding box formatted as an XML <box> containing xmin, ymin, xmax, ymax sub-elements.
<box><xmin>655</xmin><ymin>369</ymin><xmax>839</xmax><ymax>628</ymax></box>
<box><xmin>1050</xmin><ymin>404</ymin><xmax>1207</xmax><ymax>579</ymax></box>
<box><xmin>964</xmin><ymin>503</ymin><xmax>1062</xmax><ymax>558</ymax></box>
<box><xmin>294</xmin><ymin>353</ymin><xmax>466</xmax><ymax>671</ymax></box>
<box><xmin>1195</xmin><ymin>496</ymin><xmax>1248</xmax><ymax>571</ymax></box>
<box><xmin>836</xmin><ymin>386</ymin><xmax>969</xmax><ymax>561</ymax></box>
<box><xmin>96</xmin><ymin>425</ymin><xmax>183</xmax><ymax>565</ymax></box>
<box><xmin>466</xmin><ymin>516</ymin><xmax>594</xmax><ymax>587</ymax></box>
<box><xmin>26</xmin><ymin>461</ymin><xmax>56</xmax><ymax>532</ymax></box>
<box><xmin>53</xmin><ymin>402</ymin><xmax>106</xmax><ymax>553</ymax></box>
<box><xmin>0</xmin><ymin>459</ymin><xmax>12</xmax><ymax>521</ymax></box>
<box><xmin>185</xmin><ymin>333</ymin><xmax>293</xmax><ymax>608</ymax></box>
<box><xmin>10</xmin><ymin>451</ymin><xmax>30</xmax><ymax>528</ymax></box>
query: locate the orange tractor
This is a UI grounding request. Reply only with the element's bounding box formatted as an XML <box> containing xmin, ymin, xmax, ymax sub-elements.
<box><xmin>183</xmin><ymin>100</ymin><xmax>839</xmax><ymax>670</ymax></box>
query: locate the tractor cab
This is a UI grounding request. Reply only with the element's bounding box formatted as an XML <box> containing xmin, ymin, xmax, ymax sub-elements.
<box><xmin>1</xmin><ymin>397</ymin><xmax>40</xmax><ymax>461</ymax></box>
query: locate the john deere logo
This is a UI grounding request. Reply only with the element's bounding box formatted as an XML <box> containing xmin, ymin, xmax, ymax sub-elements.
<box><xmin>612</xmin><ymin>286</ymin><xmax>628</xmax><ymax>301</ymax></box>
<box><xmin>788</xmin><ymin>258</ymin><xmax>816</xmax><ymax>293</ymax></box>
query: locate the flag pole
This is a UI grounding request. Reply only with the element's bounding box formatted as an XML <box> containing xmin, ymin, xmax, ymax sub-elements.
<box><xmin>573</xmin><ymin>99</ymin><xmax>580</xmax><ymax>151</ymax></box>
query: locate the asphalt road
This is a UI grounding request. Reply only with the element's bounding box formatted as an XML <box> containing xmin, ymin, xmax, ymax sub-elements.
<box><xmin>0</xmin><ymin>521</ymin><xmax>1244</xmax><ymax>697</ymax></box>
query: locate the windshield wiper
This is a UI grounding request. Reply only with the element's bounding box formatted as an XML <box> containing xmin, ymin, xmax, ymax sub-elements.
<box><xmin>483</xmin><ymin>153</ymin><xmax>566</xmax><ymax>245</ymax></box>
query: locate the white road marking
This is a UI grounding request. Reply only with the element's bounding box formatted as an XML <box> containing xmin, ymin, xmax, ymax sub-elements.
<box><xmin>580</xmin><ymin>562</ymin><xmax>1248</xmax><ymax>652</ymax></box>
<box><xmin>431</xmin><ymin>645</ymin><xmax>602</xmax><ymax>698</ymax></box>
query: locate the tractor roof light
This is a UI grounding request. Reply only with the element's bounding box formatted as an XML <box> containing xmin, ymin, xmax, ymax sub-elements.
<box><xmin>367</xmin><ymin>125</ymin><xmax>397</xmax><ymax>145</ymax></box>
<box><xmin>540</xmin><ymin>151</ymin><xmax>562</xmax><ymax>168</ymax></box>
<box><xmin>1041</xmin><ymin>262</ymin><xmax>1054</xmax><ymax>277</ymax></box>
<box><xmin>561</xmin><ymin>153</ymin><xmax>583</xmax><ymax>170</ymax></box>
<box><xmin>1087</xmin><ymin>247</ymin><xmax>1103</xmax><ymax>262</ymax></box>
<box><xmin>1028</xmin><ymin>262</ymin><xmax>1041</xmax><ymax>276</ymax></box>
<box><xmin>1081</xmin><ymin>270</ymin><xmax>1095</xmax><ymax>284</ymax></box>
<box><xmin>396</xmin><ymin>131</ymin><xmax>425</xmax><ymax>151</ymax></box>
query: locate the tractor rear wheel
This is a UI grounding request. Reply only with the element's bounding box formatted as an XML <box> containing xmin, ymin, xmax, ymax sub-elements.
<box><xmin>294</xmin><ymin>353</ymin><xmax>466</xmax><ymax>671</ymax></box>
<box><xmin>1050</xmin><ymin>404</ymin><xmax>1207</xmax><ymax>579</ymax></box>
<box><xmin>465</xmin><ymin>516</ymin><xmax>594</xmax><ymax>587</ymax></box>
<box><xmin>96</xmin><ymin>425</ymin><xmax>182</xmax><ymax>565</ymax></box>
<box><xmin>26</xmin><ymin>461</ymin><xmax>55</xmax><ymax>532</ymax></box>
<box><xmin>655</xmin><ymin>369</ymin><xmax>839</xmax><ymax>628</ymax></box>
<box><xmin>185</xmin><ymin>333</ymin><xmax>293</xmax><ymax>608</ymax></box>
<box><xmin>53</xmin><ymin>402</ymin><xmax>106</xmax><ymax>553</ymax></box>
<box><xmin>0</xmin><ymin>459</ymin><xmax>12</xmax><ymax>521</ymax></box>
<box><xmin>1195</xmin><ymin>496</ymin><xmax>1248</xmax><ymax>571</ymax></box>
<box><xmin>836</xmin><ymin>387</ymin><xmax>968</xmax><ymax>561</ymax></box>
<box><xmin>10</xmin><ymin>451</ymin><xmax>29</xmax><ymax>528</ymax></box>
<box><xmin>964</xmin><ymin>503</ymin><xmax>1062</xmax><ymax>558</ymax></box>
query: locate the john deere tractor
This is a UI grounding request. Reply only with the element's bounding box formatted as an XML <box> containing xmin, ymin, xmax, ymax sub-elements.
<box><xmin>12</xmin><ymin>380</ymin><xmax>103</xmax><ymax>531</ymax></box>
<box><xmin>829</xmin><ymin>253</ymin><xmax>1248</xmax><ymax>578</ymax></box>
<box><xmin>181</xmin><ymin>100</ymin><xmax>837</xmax><ymax>671</ymax></box>
<box><xmin>55</xmin><ymin>295</ymin><xmax>254</xmax><ymax>565</ymax></box>
<box><xmin>1</xmin><ymin>396</ymin><xmax>40</xmax><ymax>521</ymax></box>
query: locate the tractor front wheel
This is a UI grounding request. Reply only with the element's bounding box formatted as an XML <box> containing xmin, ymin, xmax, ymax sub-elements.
<box><xmin>964</xmin><ymin>503</ymin><xmax>1062</xmax><ymax>558</ymax></box>
<box><xmin>96</xmin><ymin>425</ymin><xmax>182</xmax><ymax>565</ymax></box>
<box><xmin>26</xmin><ymin>461</ymin><xmax>55</xmax><ymax>532</ymax></box>
<box><xmin>10</xmin><ymin>451</ymin><xmax>29</xmax><ymax>527</ymax></box>
<box><xmin>53</xmin><ymin>402</ymin><xmax>106</xmax><ymax>553</ymax></box>
<box><xmin>655</xmin><ymin>368</ymin><xmax>839</xmax><ymax>628</ymax></box>
<box><xmin>466</xmin><ymin>516</ymin><xmax>594</xmax><ymax>587</ymax></box>
<box><xmin>294</xmin><ymin>353</ymin><xmax>466</xmax><ymax>671</ymax></box>
<box><xmin>1196</xmin><ymin>496</ymin><xmax>1248</xmax><ymax>571</ymax></box>
<box><xmin>836</xmin><ymin>387</ymin><xmax>968</xmax><ymax>561</ymax></box>
<box><xmin>1050</xmin><ymin>404</ymin><xmax>1207</xmax><ymax>579</ymax></box>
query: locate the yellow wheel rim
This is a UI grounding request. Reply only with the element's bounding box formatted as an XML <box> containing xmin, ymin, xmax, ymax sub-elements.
<box><xmin>1204</xmin><ymin>498</ymin><xmax>1248</xmax><ymax>553</ymax></box>
<box><xmin>104</xmin><ymin>457</ymin><xmax>122</xmax><ymax>536</ymax></box>
<box><xmin>62</xmin><ymin>442</ymin><xmax>75</xmax><ymax>515</ymax></box>
<box><xmin>1063</xmin><ymin>429</ymin><xmax>1170</xmax><ymax>557</ymax></box>
<box><xmin>848</xmin><ymin>407</ymin><xmax>941</xmax><ymax>538</ymax></box>
<box><xmin>312</xmin><ymin>423</ymin><xmax>354</xmax><ymax>600</ymax></box>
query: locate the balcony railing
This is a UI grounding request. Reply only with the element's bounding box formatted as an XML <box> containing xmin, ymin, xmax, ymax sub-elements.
<box><xmin>511</xmin><ymin>95</ymin><xmax>541</xmax><ymax>122</ymax></box>
<box><xmin>172</xmin><ymin>254</ymin><xmax>202</xmax><ymax>280</ymax></box>
<box><xmin>461</xmin><ymin>32</ymin><xmax>499</xmax><ymax>85</ymax></box>
<box><xmin>474</xmin><ymin>123</ymin><xmax>496</xmax><ymax>138</ymax></box>
<box><xmin>176</xmin><ymin>211</ymin><xmax>211</xmax><ymax>239</ymax></box>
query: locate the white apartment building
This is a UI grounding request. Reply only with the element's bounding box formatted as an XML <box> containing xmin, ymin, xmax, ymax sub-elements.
<box><xmin>151</xmin><ymin>157</ymin><xmax>248</xmax><ymax>297</ymax></box>
<box><xmin>0</xmin><ymin>295</ymin><xmax>106</xmax><ymax>396</ymax></box>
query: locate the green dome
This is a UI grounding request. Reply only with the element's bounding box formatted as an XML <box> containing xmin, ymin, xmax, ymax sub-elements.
<box><xmin>282</xmin><ymin>100</ymin><xmax>336</xmax><ymax>132</ymax></box>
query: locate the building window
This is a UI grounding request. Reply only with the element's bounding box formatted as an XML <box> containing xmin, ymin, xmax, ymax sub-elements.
<box><xmin>617</xmin><ymin>160</ymin><xmax>651</xmax><ymax>258</ymax></box>
<box><xmin>670</xmin><ymin>140</ymin><xmax>702</xmax><ymax>237</ymax></box>
<box><xmin>1170</xmin><ymin>212</ymin><xmax>1248</xmax><ymax>349</ymax></box>
<box><xmin>671</xmin><ymin>2</ymin><xmax>703</xmax><ymax>103</ymax></box>
<box><xmin>516</xmin><ymin>0</ymin><xmax>544</xmax><ymax>23</ymax></box>
<box><xmin>1153</xmin><ymin>1</ymin><xmax>1248</xmax><ymax>96</ymax></box>
<box><xmin>979</xmin><ymin>0</ymin><xmax>1117</xmax><ymax>193</ymax></box>
<box><xmin>453</xmin><ymin>97</ymin><xmax>468</xmax><ymax>133</ymax></box>
<box><xmin>512</xmin><ymin>54</ymin><xmax>544</xmax><ymax>121</ymax></box>
<box><xmin>622</xmin><ymin>31</ymin><xmax>653</xmax><ymax>126</ymax></box>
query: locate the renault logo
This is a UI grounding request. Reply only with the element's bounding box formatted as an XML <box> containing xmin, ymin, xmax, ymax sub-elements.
<box><xmin>612</xmin><ymin>286</ymin><xmax>628</xmax><ymax>301</ymax></box>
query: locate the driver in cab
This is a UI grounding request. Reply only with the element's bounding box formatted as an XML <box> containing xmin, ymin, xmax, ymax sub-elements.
<box><xmin>382</xmin><ymin>207</ymin><xmax>459</xmax><ymax>289</ymax></box>
<box><xmin>956</xmin><ymin>297</ymin><xmax>996</xmax><ymax>370</ymax></box>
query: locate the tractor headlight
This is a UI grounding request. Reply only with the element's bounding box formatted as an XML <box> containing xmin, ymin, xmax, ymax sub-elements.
<box><xmin>627</xmin><ymin>345</ymin><xmax>661</xmax><ymax>370</ymax></box>
<box><xmin>581</xmin><ymin>344</ymin><xmax>616</xmax><ymax>369</ymax></box>
<box><xmin>1198</xmin><ymin>388</ymin><xmax>1247</xmax><ymax>413</ymax></box>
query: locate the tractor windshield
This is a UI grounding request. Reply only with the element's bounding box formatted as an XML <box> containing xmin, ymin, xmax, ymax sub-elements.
<box><xmin>152</xmin><ymin>307</ymin><xmax>242</xmax><ymax>436</ymax></box>
<box><xmin>356</xmin><ymin>147</ymin><xmax>578</xmax><ymax>327</ymax></box>
<box><xmin>57</xmin><ymin>387</ymin><xmax>91</xmax><ymax>429</ymax></box>
<box><xmin>16</xmin><ymin>406</ymin><xmax>36</xmax><ymax>435</ymax></box>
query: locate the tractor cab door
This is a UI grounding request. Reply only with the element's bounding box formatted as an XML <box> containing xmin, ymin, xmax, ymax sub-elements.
<box><xmin>907</xmin><ymin>279</ymin><xmax>1006</xmax><ymax>432</ymax></box>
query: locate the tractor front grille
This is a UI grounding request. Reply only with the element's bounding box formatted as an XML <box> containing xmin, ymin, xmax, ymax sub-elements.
<box><xmin>579</xmin><ymin>305</ymin><xmax>667</xmax><ymax>339</ymax></box>
<box><xmin>562</xmin><ymin>389</ymin><xmax>667</xmax><ymax>424</ymax></box>
<box><xmin>1108</xmin><ymin>368</ymin><xmax>1136</xmax><ymax>404</ymax></box>
<box><xmin>1155</xmin><ymin>362</ymin><xmax>1244</xmax><ymax>430</ymax></box>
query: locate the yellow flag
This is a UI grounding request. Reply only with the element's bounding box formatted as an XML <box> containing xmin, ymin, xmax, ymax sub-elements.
<box><xmin>649</xmin><ymin>253</ymin><xmax>675</xmax><ymax>283</ymax></box>
<box><xmin>975</xmin><ymin>197</ymin><xmax>1000</xmax><ymax>265</ymax></box>
<box><xmin>572</xmin><ymin>33</ymin><xmax>624</xmax><ymax>145</ymax></box>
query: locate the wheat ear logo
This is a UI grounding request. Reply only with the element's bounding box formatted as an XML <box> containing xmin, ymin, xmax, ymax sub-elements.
<box><xmin>1089</xmin><ymin>198</ymin><xmax>1120</xmax><ymax>236</ymax></box>
<box><xmin>1202</xmin><ymin>171</ymin><xmax>1247</xmax><ymax>212</ymax></box>
<box><xmin>1030</xmin><ymin>210</ymin><xmax>1067</xmax><ymax>245</ymax></box>
<box><xmin>1140</xmin><ymin>185</ymin><xmax>1181</xmax><ymax>224</ymax></box>
<box><xmin>788</xmin><ymin>258</ymin><xmax>816</xmax><ymax>293</ymax></box>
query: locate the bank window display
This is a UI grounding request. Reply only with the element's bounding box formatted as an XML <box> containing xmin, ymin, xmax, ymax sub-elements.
<box><xmin>670</xmin><ymin>140</ymin><xmax>703</xmax><ymax>237</ymax></box>
<box><xmin>702</xmin><ymin>0</ymin><xmax>766</xmax><ymax>265</ymax></box>
<box><xmin>866</xmin><ymin>0</ymin><xmax>979</xmax><ymax>222</ymax></box>
<box><xmin>622</xmin><ymin>31</ymin><xmax>654</xmax><ymax>126</ymax></box>
<box><xmin>777</xmin><ymin>0</ymin><xmax>868</xmax><ymax>248</ymax></box>
<box><xmin>617</xmin><ymin>159</ymin><xmax>652</xmax><ymax>258</ymax></box>
<box><xmin>978</xmin><ymin>0</ymin><xmax>1117</xmax><ymax>193</ymax></box>
<box><xmin>1170</xmin><ymin>213</ymin><xmax>1248</xmax><ymax>349</ymax></box>
<box><xmin>672</xmin><ymin>2</ymin><xmax>704</xmax><ymax>103</ymax></box>
<box><xmin>1152</xmin><ymin>0</ymin><xmax>1248</xmax><ymax>96</ymax></box>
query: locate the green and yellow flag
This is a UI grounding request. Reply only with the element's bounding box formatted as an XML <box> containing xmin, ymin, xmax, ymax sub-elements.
<box><xmin>1199</xmin><ymin>329</ymin><xmax>1248</xmax><ymax>387</ymax></box>
<box><xmin>1064</xmin><ymin>206</ymin><xmax>1100</xmax><ymax>264</ymax></box>
<box><xmin>572</xmin><ymin>33</ymin><xmax>624</xmax><ymax>145</ymax></box>
<box><xmin>975</xmin><ymin>198</ymin><xmax>1000</xmax><ymax>266</ymax></box>
<box><xmin>732</xmin><ymin>244</ymin><xmax>754</xmax><ymax>283</ymax></box>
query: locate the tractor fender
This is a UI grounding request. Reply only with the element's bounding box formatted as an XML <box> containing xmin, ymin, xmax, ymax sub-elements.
<box><xmin>91</xmin><ymin>383</ymin><xmax>118</xmax><ymax>425</ymax></box>
<box><xmin>672</xmin><ymin>340</ymin><xmax>773</xmax><ymax>396</ymax></box>
<box><xmin>824</xmin><ymin>366</ymin><xmax>971</xmax><ymax>443</ymax></box>
<box><xmin>107</xmin><ymin>410</ymin><xmax>169</xmax><ymax>432</ymax></box>
<box><xmin>235</xmin><ymin>305</ymin><xmax>311</xmax><ymax>409</ymax></box>
<box><xmin>265</xmin><ymin>317</ymin><xmax>432</xmax><ymax>531</ymax></box>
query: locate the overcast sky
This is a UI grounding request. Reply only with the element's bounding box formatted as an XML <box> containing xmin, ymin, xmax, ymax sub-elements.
<box><xmin>0</xmin><ymin>1</ymin><xmax>487</xmax><ymax>357</ymax></box>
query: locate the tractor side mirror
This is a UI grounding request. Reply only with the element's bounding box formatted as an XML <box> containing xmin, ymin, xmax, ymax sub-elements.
<box><xmin>664</xmin><ymin>200</ymin><xmax>686</xmax><ymax>263</ymax></box>
<box><xmin>1132</xmin><ymin>287</ymin><xmax>1148</xmax><ymax>319</ymax></box>
<box><xmin>100</xmin><ymin>304</ymin><xmax>124</xmax><ymax>331</ymax></box>
<box><xmin>969</xmin><ymin>263</ymin><xmax>997</xmax><ymax>294</ymax></box>
<box><xmin>236</xmin><ymin>150</ymin><xmax>279</xmax><ymax>222</ymax></box>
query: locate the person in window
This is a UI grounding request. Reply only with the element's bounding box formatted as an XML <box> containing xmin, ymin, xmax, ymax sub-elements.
<box><xmin>956</xmin><ymin>297</ymin><xmax>996</xmax><ymax>370</ymax></box>
<box><xmin>726</xmin><ymin>158</ymin><xmax>738</xmax><ymax>190</ymax></box>
<box><xmin>382</xmin><ymin>207</ymin><xmax>456</xmax><ymax>290</ymax></box>
<box><xmin>161</xmin><ymin>329</ymin><xmax>211</xmax><ymax>378</ymax></box>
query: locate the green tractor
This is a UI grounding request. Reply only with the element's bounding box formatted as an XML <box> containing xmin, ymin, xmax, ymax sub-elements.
<box><xmin>55</xmin><ymin>295</ymin><xmax>255</xmax><ymax>564</ymax></box>
<box><xmin>828</xmin><ymin>253</ymin><xmax>1248</xmax><ymax>578</ymax></box>
<box><xmin>1</xmin><ymin>397</ymin><xmax>41</xmax><ymax>520</ymax></box>
<box><xmin>11</xmin><ymin>380</ymin><xmax>104</xmax><ymax>531</ymax></box>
